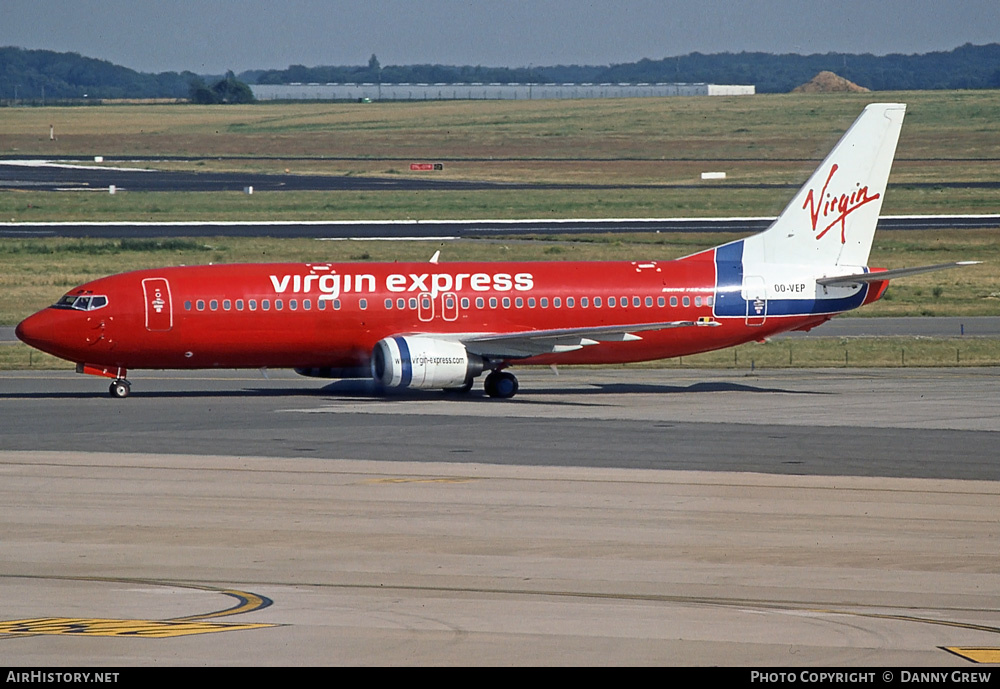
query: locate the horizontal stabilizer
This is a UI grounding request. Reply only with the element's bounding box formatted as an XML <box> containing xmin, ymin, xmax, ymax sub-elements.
<box><xmin>817</xmin><ymin>261</ymin><xmax>981</xmax><ymax>287</ymax></box>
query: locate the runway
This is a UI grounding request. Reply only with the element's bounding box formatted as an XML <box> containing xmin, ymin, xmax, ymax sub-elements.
<box><xmin>4</xmin><ymin>158</ymin><xmax>1000</xmax><ymax>196</ymax></box>
<box><xmin>1</xmin><ymin>367</ymin><xmax>998</xmax><ymax>665</ymax></box>
<box><xmin>2</xmin><ymin>161</ymin><xmax>999</xmax><ymax>238</ymax></box>
<box><xmin>4</xmin><ymin>216</ymin><xmax>1000</xmax><ymax>242</ymax></box>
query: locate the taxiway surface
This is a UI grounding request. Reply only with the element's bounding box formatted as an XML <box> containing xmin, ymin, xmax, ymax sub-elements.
<box><xmin>1</xmin><ymin>367</ymin><xmax>998</xmax><ymax>665</ymax></box>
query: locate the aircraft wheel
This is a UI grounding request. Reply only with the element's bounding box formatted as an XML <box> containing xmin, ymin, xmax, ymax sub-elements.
<box><xmin>484</xmin><ymin>371</ymin><xmax>518</xmax><ymax>399</ymax></box>
<box><xmin>109</xmin><ymin>380</ymin><xmax>131</xmax><ymax>399</ymax></box>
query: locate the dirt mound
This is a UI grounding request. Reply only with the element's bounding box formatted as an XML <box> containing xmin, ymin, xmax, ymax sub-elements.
<box><xmin>792</xmin><ymin>71</ymin><xmax>870</xmax><ymax>93</ymax></box>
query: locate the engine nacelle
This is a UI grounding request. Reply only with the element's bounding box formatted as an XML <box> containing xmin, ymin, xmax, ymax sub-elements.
<box><xmin>372</xmin><ymin>336</ymin><xmax>483</xmax><ymax>389</ymax></box>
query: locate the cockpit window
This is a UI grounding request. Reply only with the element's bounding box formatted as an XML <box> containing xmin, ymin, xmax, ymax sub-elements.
<box><xmin>54</xmin><ymin>295</ymin><xmax>109</xmax><ymax>311</ymax></box>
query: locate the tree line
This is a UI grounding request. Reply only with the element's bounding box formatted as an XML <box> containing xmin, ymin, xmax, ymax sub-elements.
<box><xmin>3</xmin><ymin>43</ymin><xmax>1000</xmax><ymax>103</ymax></box>
<box><xmin>254</xmin><ymin>44</ymin><xmax>1000</xmax><ymax>92</ymax></box>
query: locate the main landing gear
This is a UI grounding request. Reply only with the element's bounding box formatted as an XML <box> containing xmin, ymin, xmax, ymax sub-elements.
<box><xmin>483</xmin><ymin>370</ymin><xmax>518</xmax><ymax>399</ymax></box>
<box><xmin>109</xmin><ymin>379</ymin><xmax>131</xmax><ymax>399</ymax></box>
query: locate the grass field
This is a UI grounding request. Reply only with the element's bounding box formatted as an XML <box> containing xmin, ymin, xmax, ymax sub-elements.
<box><xmin>2</xmin><ymin>91</ymin><xmax>998</xmax><ymax>369</ymax></box>
<box><xmin>2</xmin><ymin>90</ymin><xmax>1000</xmax><ymax>222</ymax></box>
<box><xmin>3</xmin><ymin>90</ymin><xmax>999</xmax><ymax>163</ymax></box>
<box><xmin>1</xmin><ymin>230</ymin><xmax>997</xmax><ymax>327</ymax></box>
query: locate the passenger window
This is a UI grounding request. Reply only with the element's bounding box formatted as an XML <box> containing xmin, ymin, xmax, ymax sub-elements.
<box><xmin>608</xmin><ymin>296</ymin><xmax>616</xmax><ymax>307</ymax></box>
<box><xmin>223</xmin><ymin>299</ymin><xmax>232</xmax><ymax>311</ymax></box>
<box><xmin>554</xmin><ymin>297</ymin><xmax>562</xmax><ymax>308</ymax></box>
<box><xmin>528</xmin><ymin>297</ymin><xmax>536</xmax><ymax>308</ymax></box>
<box><xmin>249</xmin><ymin>299</ymin><xmax>257</xmax><ymax>311</ymax></box>
<box><xmin>289</xmin><ymin>299</ymin><xmax>297</xmax><ymax>311</ymax></box>
<box><xmin>682</xmin><ymin>296</ymin><xmax>690</xmax><ymax>307</ymax></box>
<box><xmin>502</xmin><ymin>297</ymin><xmax>511</xmax><ymax>308</ymax></box>
<box><xmin>581</xmin><ymin>297</ymin><xmax>588</xmax><ymax>308</ymax></box>
<box><xmin>645</xmin><ymin>297</ymin><xmax>653</xmax><ymax>307</ymax></box>
<box><xmin>489</xmin><ymin>297</ymin><xmax>498</xmax><ymax>308</ymax></box>
<box><xmin>695</xmin><ymin>296</ymin><xmax>702</xmax><ymax>307</ymax></box>
<box><xmin>262</xmin><ymin>299</ymin><xmax>270</xmax><ymax>311</ymax></box>
<box><xmin>398</xmin><ymin>298</ymin><xmax>406</xmax><ymax>309</ymax></box>
<box><xmin>633</xmin><ymin>297</ymin><xmax>641</xmax><ymax>307</ymax></box>
<box><xmin>359</xmin><ymin>298</ymin><xmax>367</xmax><ymax>310</ymax></box>
<box><xmin>566</xmin><ymin>297</ymin><xmax>574</xmax><ymax>308</ymax></box>
<box><xmin>594</xmin><ymin>297</ymin><xmax>601</xmax><ymax>307</ymax></box>
<box><xmin>184</xmin><ymin>300</ymin><xmax>192</xmax><ymax>311</ymax></box>
<box><xmin>476</xmin><ymin>297</ymin><xmax>484</xmax><ymax>308</ymax></box>
<box><xmin>275</xmin><ymin>299</ymin><xmax>283</xmax><ymax>310</ymax></box>
<box><xmin>461</xmin><ymin>297</ymin><xmax>470</xmax><ymax>309</ymax></box>
<box><xmin>196</xmin><ymin>300</ymin><xmax>205</xmax><ymax>311</ymax></box>
<box><xmin>385</xmin><ymin>298</ymin><xmax>393</xmax><ymax>309</ymax></box>
<box><xmin>658</xmin><ymin>296</ymin><xmax>665</xmax><ymax>307</ymax></box>
<box><xmin>540</xmin><ymin>297</ymin><xmax>548</xmax><ymax>308</ymax></box>
<box><xmin>515</xmin><ymin>297</ymin><xmax>523</xmax><ymax>308</ymax></box>
<box><xmin>670</xmin><ymin>296</ymin><xmax>678</xmax><ymax>307</ymax></box>
<box><xmin>303</xmin><ymin>299</ymin><xmax>311</xmax><ymax>310</ymax></box>
<box><xmin>236</xmin><ymin>299</ymin><xmax>244</xmax><ymax>311</ymax></box>
<box><xmin>210</xmin><ymin>300</ymin><xmax>218</xmax><ymax>311</ymax></box>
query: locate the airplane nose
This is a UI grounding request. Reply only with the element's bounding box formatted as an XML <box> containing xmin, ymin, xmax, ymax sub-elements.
<box><xmin>15</xmin><ymin>309</ymin><xmax>64</xmax><ymax>354</ymax></box>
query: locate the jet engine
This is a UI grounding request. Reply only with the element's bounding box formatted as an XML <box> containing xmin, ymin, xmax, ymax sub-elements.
<box><xmin>372</xmin><ymin>336</ymin><xmax>484</xmax><ymax>390</ymax></box>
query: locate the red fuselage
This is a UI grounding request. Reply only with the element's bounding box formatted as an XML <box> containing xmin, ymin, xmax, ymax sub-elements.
<box><xmin>16</xmin><ymin>250</ymin><xmax>881</xmax><ymax>378</ymax></box>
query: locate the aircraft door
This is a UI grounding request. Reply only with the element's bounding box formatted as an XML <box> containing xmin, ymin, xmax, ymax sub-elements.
<box><xmin>142</xmin><ymin>277</ymin><xmax>173</xmax><ymax>332</ymax></box>
<box><xmin>441</xmin><ymin>292</ymin><xmax>459</xmax><ymax>322</ymax></box>
<box><xmin>418</xmin><ymin>292</ymin><xmax>434</xmax><ymax>322</ymax></box>
<box><xmin>743</xmin><ymin>275</ymin><xmax>767</xmax><ymax>326</ymax></box>
<box><xmin>417</xmin><ymin>291</ymin><xmax>461</xmax><ymax>322</ymax></box>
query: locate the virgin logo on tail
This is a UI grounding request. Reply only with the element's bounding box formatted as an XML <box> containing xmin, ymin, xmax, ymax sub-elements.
<box><xmin>803</xmin><ymin>164</ymin><xmax>881</xmax><ymax>243</ymax></box>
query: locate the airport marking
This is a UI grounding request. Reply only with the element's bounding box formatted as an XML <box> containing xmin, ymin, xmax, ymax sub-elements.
<box><xmin>0</xmin><ymin>578</ymin><xmax>277</xmax><ymax>639</ymax></box>
<box><xmin>942</xmin><ymin>647</ymin><xmax>1000</xmax><ymax>664</ymax></box>
<box><xmin>0</xmin><ymin>617</ymin><xmax>271</xmax><ymax>638</ymax></box>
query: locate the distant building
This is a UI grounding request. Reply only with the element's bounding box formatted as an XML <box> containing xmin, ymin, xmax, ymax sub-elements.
<box><xmin>250</xmin><ymin>82</ymin><xmax>755</xmax><ymax>101</ymax></box>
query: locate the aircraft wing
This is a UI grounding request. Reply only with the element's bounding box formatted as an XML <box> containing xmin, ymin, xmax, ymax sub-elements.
<box><xmin>423</xmin><ymin>319</ymin><xmax>720</xmax><ymax>358</ymax></box>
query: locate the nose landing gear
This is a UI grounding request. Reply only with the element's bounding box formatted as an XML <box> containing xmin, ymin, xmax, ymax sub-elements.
<box><xmin>77</xmin><ymin>364</ymin><xmax>132</xmax><ymax>399</ymax></box>
<box><xmin>109</xmin><ymin>379</ymin><xmax>131</xmax><ymax>398</ymax></box>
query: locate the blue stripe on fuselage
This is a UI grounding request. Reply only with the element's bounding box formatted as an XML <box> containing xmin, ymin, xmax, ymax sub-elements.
<box><xmin>713</xmin><ymin>240</ymin><xmax>869</xmax><ymax>317</ymax></box>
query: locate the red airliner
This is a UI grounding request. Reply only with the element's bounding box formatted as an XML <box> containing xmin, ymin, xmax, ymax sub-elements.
<box><xmin>15</xmin><ymin>103</ymin><xmax>973</xmax><ymax>398</ymax></box>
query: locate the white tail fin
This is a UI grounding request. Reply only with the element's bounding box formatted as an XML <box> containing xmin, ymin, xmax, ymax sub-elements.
<box><xmin>745</xmin><ymin>103</ymin><xmax>906</xmax><ymax>269</ymax></box>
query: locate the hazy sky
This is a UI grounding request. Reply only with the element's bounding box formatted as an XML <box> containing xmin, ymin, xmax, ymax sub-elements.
<box><xmin>3</xmin><ymin>0</ymin><xmax>998</xmax><ymax>74</ymax></box>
